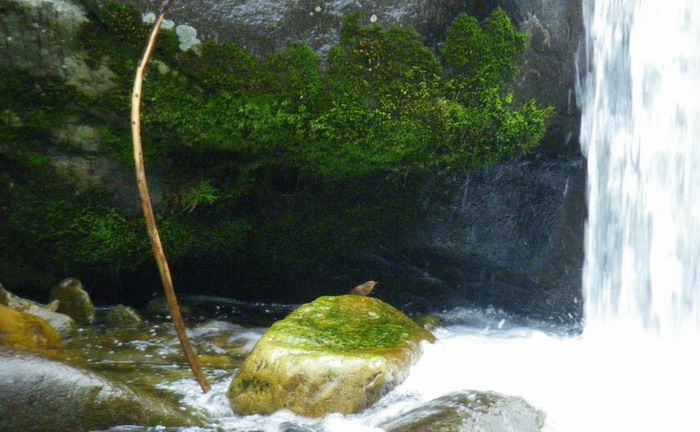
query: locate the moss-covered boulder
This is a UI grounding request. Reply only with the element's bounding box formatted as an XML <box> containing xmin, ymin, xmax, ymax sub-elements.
<box><xmin>50</xmin><ymin>277</ymin><xmax>96</xmax><ymax>325</ymax></box>
<box><xmin>227</xmin><ymin>295</ymin><xmax>436</xmax><ymax>417</ymax></box>
<box><xmin>0</xmin><ymin>304</ymin><xmax>64</xmax><ymax>356</ymax></box>
<box><xmin>0</xmin><ymin>347</ymin><xmax>200</xmax><ymax>432</ymax></box>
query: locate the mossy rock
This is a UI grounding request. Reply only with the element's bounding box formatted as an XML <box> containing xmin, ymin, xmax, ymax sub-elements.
<box><xmin>50</xmin><ymin>277</ymin><xmax>96</xmax><ymax>325</ymax></box>
<box><xmin>0</xmin><ymin>347</ymin><xmax>201</xmax><ymax>432</ymax></box>
<box><xmin>0</xmin><ymin>304</ymin><xmax>64</xmax><ymax>356</ymax></box>
<box><xmin>228</xmin><ymin>295</ymin><xmax>436</xmax><ymax>417</ymax></box>
<box><xmin>105</xmin><ymin>304</ymin><xmax>144</xmax><ymax>327</ymax></box>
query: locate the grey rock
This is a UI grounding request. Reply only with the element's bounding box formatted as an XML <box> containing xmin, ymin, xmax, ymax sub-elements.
<box><xmin>380</xmin><ymin>390</ymin><xmax>545</xmax><ymax>432</ymax></box>
<box><xmin>0</xmin><ymin>347</ymin><xmax>200</xmax><ymax>432</ymax></box>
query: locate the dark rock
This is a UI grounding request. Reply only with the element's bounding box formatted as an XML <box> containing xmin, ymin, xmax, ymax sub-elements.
<box><xmin>414</xmin><ymin>315</ymin><xmax>442</xmax><ymax>331</ymax></box>
<box><xmin>1</xmin><ymin>0</ymin><xmax>585</xmax><ymax>322</ymax></box>
<box><xmin>124</xmin><ymin>0</ymin><xmax>586</xmax><ymax>320</ymax></box>
<box><xmin>380</xmin><ymin>390</ymin><xmax>545</xmax><ymax>432</ymax></box>
<box><xmin>0</xmin><ymin>347</ymin><xmax>200</xmax><ymax>432</ymax></box>
<box><xmin>343</xmin><ymin>156</ymin><xmax>586</xmax><ymax>323</ymax></box>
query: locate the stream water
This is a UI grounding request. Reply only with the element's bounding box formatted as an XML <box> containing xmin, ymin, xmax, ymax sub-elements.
<box><xmin>77</xmin><ymin>0</ymin><xmax>700</xmax><ymax>430</ymax></box>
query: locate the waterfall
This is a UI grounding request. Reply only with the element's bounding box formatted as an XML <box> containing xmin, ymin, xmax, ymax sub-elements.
<box><xmin>580</xmin><ymin>0</ymin><xmax>700</xmax><ymax>339</ymax></box>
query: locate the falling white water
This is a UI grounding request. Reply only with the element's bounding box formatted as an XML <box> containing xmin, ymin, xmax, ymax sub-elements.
<box><xmin>575</xmin><ymin>0</ymin><xmax>700</xmax><ymax>430</ymax></box>
<box><xmin>580</xmin><ymin>0</ymin><xmax>700</xmax><ymax>338</ymax></box>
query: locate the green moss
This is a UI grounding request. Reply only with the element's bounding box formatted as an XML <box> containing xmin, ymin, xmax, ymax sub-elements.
<box><xmin>268</xmin><ymin>296</ymin><xmax>435</xmax><ymax>352</ymax></box>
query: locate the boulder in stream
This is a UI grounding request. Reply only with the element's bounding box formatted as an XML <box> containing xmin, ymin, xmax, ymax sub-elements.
<box><xmin>380</xmin><ymin>390</ymin><xmax>545</xmax><ymax>432</ymax></box>
<box><xmin>50</xmin><ymin>277</ymin><xmax>97</xmax><ymax>325</ymax></box>
<box><xmin>227</xmin><ymin>295</ymin><xmax>436</xmax><ymax>417</ymax></box>
<box><xmin>0</xmin><ymin>347</ymin><xmax>200</xmax><ymax>432</ymax></box>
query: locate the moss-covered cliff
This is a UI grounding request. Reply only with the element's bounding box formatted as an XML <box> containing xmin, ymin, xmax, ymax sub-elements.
<box><xmin>1</xmin><ymin>0</ymin><xmax>556</xmax><ymax>312</ymax></box>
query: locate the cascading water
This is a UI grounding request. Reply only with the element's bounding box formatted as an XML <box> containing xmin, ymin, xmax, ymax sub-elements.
<box><xmin>574</xmin><ymin>0</ymin><xmax>700</xmax><ymax>430</ymax></box>
<box><xmin>580</xmin><ymin>0</ymin><xmax>700</xmax><ymax>339</ymax></box>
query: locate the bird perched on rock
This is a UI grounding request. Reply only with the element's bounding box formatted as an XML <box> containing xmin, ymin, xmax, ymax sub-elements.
<box><xmin>350</xmin><ymin>281</ymin><xmax>378</xmax><ymax>296</ymax></box>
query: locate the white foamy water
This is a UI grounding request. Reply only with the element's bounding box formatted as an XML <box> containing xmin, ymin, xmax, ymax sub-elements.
<box><xmin>174</xmin><ymin>324</ymin><xmax>699</xmax><ymax>432</ymax></box>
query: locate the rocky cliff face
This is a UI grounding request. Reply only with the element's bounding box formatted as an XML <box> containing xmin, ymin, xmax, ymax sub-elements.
<box><xmin>1</xmin><ymin>0</ymin><xmax>586</xmax><ymax>322</ymax></box>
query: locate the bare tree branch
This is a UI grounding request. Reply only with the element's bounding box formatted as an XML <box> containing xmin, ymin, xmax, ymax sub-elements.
<box><xmin>130</xmin><ymin>0</ymin><xmax>211</xmax><ymax>394</ymax></box>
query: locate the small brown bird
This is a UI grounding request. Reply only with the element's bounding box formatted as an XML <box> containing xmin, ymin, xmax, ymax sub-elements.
<box><xmin>350</xmin><ymin>281</ymin><xmax>378</xmax><ymax>296</ymax></box>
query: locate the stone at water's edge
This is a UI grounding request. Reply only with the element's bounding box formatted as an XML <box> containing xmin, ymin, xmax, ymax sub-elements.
<box><xmin>380</xmin><ymin>391</ymin><xmax>545</xmax><ymax>432</ymax></box>
<box><xmin>227</xmin><ymin>295</ymin><xmax>436</xmax><ymax>417</ymax></box>
<box><xmin>0</xmin><ymin>283</ymin><xmax>76</xmax><ymax>337</ymax></box>
<box><xmin>0</xmin><ymin>304</ymin><xmax>64</xmax><ymax>356</ymax></box>
<box><xmin>0</xmin><ymin>347</ymin><xmax>200</xmax><ymax>432</ymax></box>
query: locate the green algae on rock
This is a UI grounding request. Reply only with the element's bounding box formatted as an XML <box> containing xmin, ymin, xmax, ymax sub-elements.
<box><xmin>228</xmin><ymin>295</ymin><xmax>436</xmax><ymax>417</ymax></box>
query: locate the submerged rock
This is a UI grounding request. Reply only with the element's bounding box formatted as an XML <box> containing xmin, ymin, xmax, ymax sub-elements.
<box><xmin>0</xmin><ymin>304</ymin><xmax>64</xmax><ymax>356</ymax></box>
<box><xmin>0</xmin><ymin>347</ymin><xmax>200</xmax><ymax>432</ymax></box>
<box><xmin>380</xmin><ymin>390</ymin><xmax>545</xmax><ymax>432</ymax></box>
<box><xmin>414</xmin><ymin>315</ymin><xmax>442</xmax><ymax>331</ymax></box>
<box><xmin>228</xmin><ymin>295</ymin><xmax>435</xmax><ymax>417</ymax></box>
<box><xmin>50</xmin><ymin>277</ymin><xmax>97</xmax><ymax>325</ymax></box>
